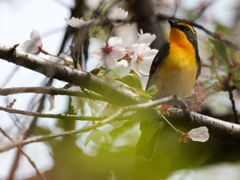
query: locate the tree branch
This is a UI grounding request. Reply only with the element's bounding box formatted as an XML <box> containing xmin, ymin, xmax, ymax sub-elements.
<box><xmin>1</xmin><ymin>95</ymin><xmax>240</xmax><ymax>153</ymax></box>
<box><xmin>0</xmin><ymin>108</ymin><xmax>124</xmax><ymax>153</ymax></box>
<box><xmin>152</xmin><ymin>14</ymin><xmax>240</xmax><ymax>51</ymax></box>
<box><xmin>168</xmin><ymin>108</ymin><xmax>240</xmax><ymax>142</ymax></box>
<box><xmin>0</xmin><ymin>44</ymin><xmax>138</xmax><ymax>106</ymax></box>
<box><xmin>228</xmin><ymin>89</ymin><xmax>239</xmax><ymax>124</ymax></box>
<box><xmin>0</xmin><ymin>86</ymin><xmax>108</xmax><ymax>102</ymax></box>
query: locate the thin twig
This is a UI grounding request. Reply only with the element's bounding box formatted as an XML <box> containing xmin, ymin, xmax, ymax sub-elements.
<box><xmin>193</xmin><ymin>1</ymin><xmax>214</xmax><ymax>20</ymax></box>
<box><xmin>125</xmin><ymin>95</ymin><xmax>189</xmax><ymax>111</ymax></box>
<box><xmin>7</xmin><ymin>82</ymin><xmax>49</xmax><ymax>180</ymax></box>
<box><xmin>0</xmin><ymin>128</ymin><xmax>47</xmax><ymax>180</ymax></box>
<box><xmin>228</xmin><ymin>90</ymin><xmax>239</xmax><ymax>124</ymax></box>
<box><xmin>139</xmin><ymin>14</ymin><xmax>240</xmax><ymax>51</ymax></box>
<box><xmin>6</xmin><ymin>99</ymin><xmax>16</xmax><ymax>108</ymax></box>
<box><xmin>0</xmin><ymin>87</ymin><xmax>106</xmax><ymax>102</ymax></box>
<box><xmin>0</xmin><ymin>105</ymin><xmax>106</xmax><ymax>120</ymax></box>
<box><xmin>172</xmin><ymin>0</ymin><xmax>181</xmax><ymax>17</ymax></box>
<box><xmin>0</xmin><ymin>108</ymin><xmax>124</xmax><ymax>153</ymax></box>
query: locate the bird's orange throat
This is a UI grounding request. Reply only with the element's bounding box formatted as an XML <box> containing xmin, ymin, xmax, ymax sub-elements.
<box><xmin>168</xmin><ymin>28</ymin><xmax>194</xmax><ymax>50</ymax></box>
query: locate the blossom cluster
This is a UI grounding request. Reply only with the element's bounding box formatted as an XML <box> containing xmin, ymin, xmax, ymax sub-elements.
<box><xmin>89</xmin><ymin>33</ymin><xmax>157</xmax><ymax>74</ymax></box>
<box><xmin>20</xmin><ymin>6</ymin><xmax>157</xmax><ymax>76</ymax></box>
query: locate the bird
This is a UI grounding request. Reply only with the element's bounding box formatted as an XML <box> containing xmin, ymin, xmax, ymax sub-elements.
<box><xmin>135</xmin><ymin>20</ymin><xmax>201</xmax><ymax>160</ymax></box>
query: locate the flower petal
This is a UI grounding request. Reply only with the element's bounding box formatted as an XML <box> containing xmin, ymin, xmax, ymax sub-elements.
<box><xmin>89</xmin><ymin>49</ymin><xmax>103</xmax><ymax>60</ymax></box>
<box><xmin>21</xmin><ymin>30</ymin><xmax>42</xmax><ymax>54</ymax></box>
<box><xmin>131</xmin><ymin>60</ymin><xmax>140</xmax><ymax>74</ymax></box>
<box><xmin>138</xmin><ymin>60</ymin><xmax>152</xmax><ymax>75</ymax></box>
<box><xmin>188</xmin><ymin>126</ymin><xmax>209</xmax><ymax>142</ymax></box>
<box><xmin>137</xmin><ymin>30</ymin><xmax>156</xmax><ymax>45</ymax></box>
<box><xmin>108</xmin><ymin>37</ymin><xmax>123</xmax><ymax>47</ymax></box>
<box><xmin>102</xmin><ymin>53</ymin><xmax>117</xmax><ymax>69</ymax></box>
<box><xmin>64</xmin><ymin>17</ymin><xmax>92</xmax><ymax>29</ymax></box>
<box><xmin>130</xmin><ymin>43</ymin><xmax>157</xmax><ymax>75</ymax></box>
<box><xmin>21</xmin><ymin>40</ymin><xmax>40</xmax><ymax>54</ymax></box>
<box><xmin>31</xmin><ymin>30</ymin><xmax>42</xmax><ymax>45</ymax></box>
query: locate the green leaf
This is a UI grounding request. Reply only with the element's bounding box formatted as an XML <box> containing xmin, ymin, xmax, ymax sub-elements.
<box><xmin>146</xmin><ymin>85</ymin><xmax>158</xmax><ymax>95</ymax></box>
<box><xmin>115</xmin><ymin>70</ymin><xmax>142</xmax><ymax>89</ymax></box>
<box><xmin>234</xmin><ymin>64</ymin><xmax>240</xmax><ymax>72</ymax></box>
<box><xmin>209</xmin><ymin>38</ymin><xmax>229</xmax><ymax>64</ymax></box>
<box><xmin>232</xmin><ymin>65</ymin><xmax>240</xmax><ymax>88</ymax></box>
<box><xmin>215</xmin><ymin>22</ymin><xmax>229</xmax><ymax>35</ymax></box>
<box><xmin>133</xmin><ymin>88</ymin><xmax>152</xmax><ymax>97</ymax></box>
<box><xmin>236</xmin><ymin>53</ymin><xmax>240</xmax><ymax>63</ymax></box>
<box><xmin>111</xmin><ymin>121</ymin><xmax>125</xmax><ymax>128</ymax></box>
<box><xmin>132</xmin><ymin>85</ymin><xmax>158</xmax><ymax>103</ymax></box>
<box><xmin>32</xmin><ymin>126</ymin><xmax>51</xmax><ymax>136</ymax></box>
<box><xmin>226</xmin><ymin>46</ymin><xmax>236</xmax><ymax>63</ymax></box>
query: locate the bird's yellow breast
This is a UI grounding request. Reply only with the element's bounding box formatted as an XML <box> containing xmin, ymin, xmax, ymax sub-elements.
<box><xmin>153</xmin><ymin>30</ymin><xmax>198</xmax><ymax>99</ymax></box>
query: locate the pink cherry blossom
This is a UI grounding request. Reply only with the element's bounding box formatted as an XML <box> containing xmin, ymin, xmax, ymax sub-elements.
<box><xmin>121</xmin><ymin>37</ymin><xmax>135</xmax><ymax>59</ymax></box>
<box><xmin>131</xmin><ymin>43</ymin><xmax>158</xmax><ymax>75</ymax></box>
<box><xmin>89</xmin><ymin>37</ymin><xmax>126</xmax><ymax>69</ymax></box>
<box><xmin>189</xmin><ymin>81</ymin><xmax>207</xmax><ymax>112</ymax></box>
<box><xmin>20</xmin><ymin>29</ymin><xmax>42</xmax><ymax>54</ymax></box>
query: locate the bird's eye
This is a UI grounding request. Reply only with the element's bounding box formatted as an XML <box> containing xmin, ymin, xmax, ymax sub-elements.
<box><xmin>185</xmin><ymin>27</ymin><xmax>190</xmax><ymax>31</ymax></box>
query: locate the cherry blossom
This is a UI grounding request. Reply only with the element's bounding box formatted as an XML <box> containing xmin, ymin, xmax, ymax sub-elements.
<box><xmin>189</xmin><ymin>81</ymin><xmax>207</xmax><ymax>112</ymax></box>
<box><xmin>107</xmin><ymin>6</ymin><xmax>128</xmax><ymax>26</ymax></box>
<box><xmin>131</xmin><ymin>43</ymin><xmax>158</xmax><ymax>75</ymax></box>
<box><xmin>64</xmin><ymin>17</ymin><xmax>93</xmax><ymax>29</ymax></box>
<box><xmin>137</xmin><ymin>29</ymin><xmax>156</xmax><ymax>46</ymax></box>
<box><xmin>20</xmin><ymin>29</ymin><xmax>42</xmax><ymax>54</ymax></box>
<box><xmin>122</xmin><ymin>36</ymin><xmax>135</xmax><ymax>59</ymax></box>
<box><xmin>180</xmin><ymin>126</ymin><xmax>209</xmax><ymax>143</ymax></box>
<box><xmin>89</xmin><ymin>37</ymin><xmax>126</xmax><ymax>69</ymax></box>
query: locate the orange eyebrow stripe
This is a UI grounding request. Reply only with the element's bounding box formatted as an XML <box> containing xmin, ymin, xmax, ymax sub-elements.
<box><xmin>177</xmin><ymin>22</ymin><xmax>196</xmax><ymax>34</ymax></box>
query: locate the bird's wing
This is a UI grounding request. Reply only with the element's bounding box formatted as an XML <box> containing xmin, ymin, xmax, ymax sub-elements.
<box><xmin>146</xmin><ymin>43</ymin><xmax>170</xmax><ymax>90</ymax></box>
<box><xmin>195</xmin><ymin>49</ymin><xmax>201</xmax><ymax>79</ymax></box>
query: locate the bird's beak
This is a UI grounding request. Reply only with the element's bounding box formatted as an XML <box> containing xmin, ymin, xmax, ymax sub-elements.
<box><xmin>168</xmin><ymin>20</ymin><xmax>177</xmax><ymax>28</ymax></box>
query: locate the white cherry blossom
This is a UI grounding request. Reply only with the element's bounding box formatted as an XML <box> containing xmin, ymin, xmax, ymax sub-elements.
<box><xmin>64</xmin><ymin>17</ymin><xmax>93</xmax><ymax>29</ymax></box>
<box><xmin>137</xmin><ymin>29</ymin><xmax>156</xmax><ymax>46</ymax></box>
<box><xmin>188</xmin><ymin>126</ymin><xmax>209</xmax><ymax>142</ymax></box>
<box><xmin>107</xmin><ymin>6</ymin><xmax>128</xmax><ymax>26</ymax></box>
<box><xmin>20</xmin><ymin>29</ymin><xmax>42</xmax><ymax>54</ymax></box>
<box><xmin>131</xmin><ymin>43</ymin><xmax>157</xmax><ymax>75</ymax></box>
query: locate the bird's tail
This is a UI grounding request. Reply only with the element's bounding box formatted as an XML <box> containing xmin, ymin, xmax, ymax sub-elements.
<box><xmin>135</xmin><ymin>120</ymin><xmax>165</xmax><ymax>160</ymax></box>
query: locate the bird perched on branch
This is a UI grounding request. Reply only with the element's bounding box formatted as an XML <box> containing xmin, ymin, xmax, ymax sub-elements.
<box><xmin>135</xmin><ymin>20</ymin><xmax>201</xmax><ymax>160</ymax></box>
